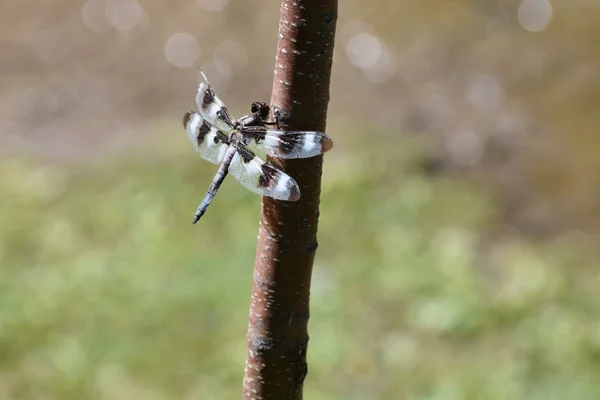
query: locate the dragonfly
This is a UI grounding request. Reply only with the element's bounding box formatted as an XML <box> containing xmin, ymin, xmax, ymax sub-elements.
<box><xmin>183</xmin><ymin>71</ymin><xmax>334</xmax><ymax>224</ymax></box>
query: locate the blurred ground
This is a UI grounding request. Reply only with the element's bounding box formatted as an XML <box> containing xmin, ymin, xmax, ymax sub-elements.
<box><xmin>2</xmin><ymin>0</ymin><xmax>600</xmax><ymax>399</ymax></box>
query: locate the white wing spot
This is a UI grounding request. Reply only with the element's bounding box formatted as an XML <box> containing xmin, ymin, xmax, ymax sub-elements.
<box><xmin>185</xmin><ymin>113</ymin><xmax>202</xmax><ymax>151</ymax></box>
<box><xmin>302</xmin><ymin>133</ymin><xmax>319</xmax><ymax>154</ymax></box>
<box><xmin>275</xmin><ymin>174</ymin><xmax>293</xmax><ymax>198</ymax></box>
<box><xmin>263</xmin><ymin>135</ymin><xmax>279</xmax><ymax>148</ymax></box>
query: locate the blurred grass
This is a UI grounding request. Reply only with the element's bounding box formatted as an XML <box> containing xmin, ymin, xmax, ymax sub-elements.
<box><xmin>1</xmin><ymin>121</ymin><xmax>599</xmax><ymax>400</ymax></box>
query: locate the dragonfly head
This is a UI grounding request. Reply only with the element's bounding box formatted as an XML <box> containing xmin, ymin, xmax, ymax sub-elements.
<box><xmin>250</xmin><ymin>102</ymin><xmax>270</xmax><ymax>123</ymax></box>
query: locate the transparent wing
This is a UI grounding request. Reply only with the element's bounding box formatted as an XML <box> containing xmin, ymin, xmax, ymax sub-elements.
<box><xmin>242</xmin><ymin>126</ymin><xmax>334</xmax><ymax>159</ymax></box>
<box><xmin>184</xmin><ymin>111</ymin><xmax>230</xmax><ymax>165</ymax></box>
<box><xmin>195</xmin><ymin>71</ymin><xmax>236</xmax><ymax>132</ymax></box>
<box><xmin>229</xmin><ymin>144</ymin><xmax>301</xmax><ymax>201</ymax></box>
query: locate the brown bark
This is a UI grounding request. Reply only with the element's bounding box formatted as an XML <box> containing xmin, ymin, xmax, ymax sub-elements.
<box><xmin>242</xmin><ymin>1</ymin><xmax>337</xmax><ymax>399</ymax></box>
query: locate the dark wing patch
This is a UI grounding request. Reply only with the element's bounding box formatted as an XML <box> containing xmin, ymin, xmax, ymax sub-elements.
<box><xmin>197</xmin><ymin>119</ymin><xmax>212</xmax><ymax>146</ymax></box>
<box><xmin>195</xmin><ymin>82</ymin><xmax>235</xmax><ymax>131</ymax></box>
<box><xmin>227</xmin><ymin>143</ymin><xmax>301</xmax><ymax>201</ymax></box>
<box><xmin>258</xmin><ymin>163</ymin><xmax>278</xmax><ymax>189</ymax></box>
<box><xmin>183</xmin><ymin>111</ymin><xmax>193</xmax><ymax>129</ymax></box>
<box><xmin>239</xmin><ymin>145</ymin><xmax>255</xmax><ymax>164</ymax></box>
<box><xmin>184</xmin><ymin>111</ymin><xmax>230</xmax><ymax>165</ymax></box>
<box><xmin>201</xmin><ymin>86</ymin><xmax>216</xmax><ymax>111</ymax></box>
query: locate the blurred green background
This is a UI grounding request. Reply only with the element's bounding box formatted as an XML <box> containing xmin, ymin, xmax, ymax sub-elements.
<box><xmin>2</xmin><ymin>0</ymin><xmax>600</xmax><ymax>399</ymax></box>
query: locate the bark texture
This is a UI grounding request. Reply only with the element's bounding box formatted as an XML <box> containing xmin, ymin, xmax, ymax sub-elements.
<box><xmin>242</xmin><ymin>1</ymin><xmax>337</xmax><ymax>399</ymax></box>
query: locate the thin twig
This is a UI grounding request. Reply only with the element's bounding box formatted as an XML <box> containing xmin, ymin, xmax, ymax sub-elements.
<box><xmin>242</xmin><ymin>0</ymin><xmax>337</xmax><ymax>399</ymax></box>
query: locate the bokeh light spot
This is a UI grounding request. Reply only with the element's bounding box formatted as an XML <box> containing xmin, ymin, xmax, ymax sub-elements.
<box><xmin>362</xmin><ymin>44</ymin><xmax>395</xmax><ymax>84</ymax></box>
<box><xmin>346</xmin><ymin>33</ymin><xmax>382</xmax><ymax>69</ymax></box>
<box><xmin>213</xmin><ymin>40</ymin><xmax>248</xmax><ymax>77</ymax></box>
<box><xmin>466</xmin><ymin>74</ymin><xmax>504</xmax><ymax>110</ymax></box>
<box><xmin>105</xmin><ymin>0</ymin><xmax>144</xmax><ymax>32</ymax></box>
<box><xmin>164</xmin><ymin>33</ymin><xmax>201</xmax><ymax>68</ymax></box>
<box><xmin>82</xmin><ymin>0</ymin><xmax>111</xmax><ymax>33</ymax></box>
<box><xmin>446</xmin><ymin>129</ymin><xmax>483</xmax><ymax>167</ymax></box>
<box><xmin>518</xmin><ymin>0</ymin><xmax>553</xmax><ymax>32</ymax></box>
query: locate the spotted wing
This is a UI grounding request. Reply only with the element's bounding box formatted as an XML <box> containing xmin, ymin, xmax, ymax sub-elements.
<box><xmin>229</xmin><ymin>144</ymin><xmax>301</xmax><ymax>201</ymax></box>
<box><xmin>242</xmin><ymin>126</ymin><xmax>333</xmax><ymax>159</ymax></box>
<box><xmin>195</xmin><ymin>71</ymin><xmax>236</xmax><ymax>132</ymax></box>
<box><xmin>183</xmin><ymin>111</ymin><xmax>230</xmax><ymax>165</ymax></box>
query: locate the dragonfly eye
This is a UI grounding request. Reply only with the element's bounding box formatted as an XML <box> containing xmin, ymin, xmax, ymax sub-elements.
<box><xmin>251</xmin><ymin>102</ymin><xmax>269</xmax><ymax>122</ymax></box>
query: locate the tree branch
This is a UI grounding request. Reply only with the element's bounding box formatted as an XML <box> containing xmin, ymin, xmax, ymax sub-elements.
<box><xmin>242</xmin><ymin>1</ymin><xmax>337</xmax><ymax>399</ymax></box>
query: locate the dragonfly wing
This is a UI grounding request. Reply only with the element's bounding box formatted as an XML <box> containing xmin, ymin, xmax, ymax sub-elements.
<box><xmin>195</xmin><ymin>77</ymin><xmax>236</xmax><ymax>132</ymax></box>
<box><xmin>228</xmin><ymin>144</ymin><xmax>301</xmax><ymax>201</ymax></box>
<box><xmin>184</xmin><ymin>111</ymin><xmax>230</xmax><ymax>165</ymax></box>
<box><xmin>243</xmin><ymin>126</ymin><xmax>333</xmax><ymax>159</ymax></box>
